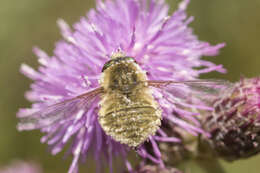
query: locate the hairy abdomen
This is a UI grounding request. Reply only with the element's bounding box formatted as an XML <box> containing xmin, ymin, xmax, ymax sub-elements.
<box><xmin>98</xmin><ymin>87</ymin><xmax>161</xmax><ymax>147</ymax></box>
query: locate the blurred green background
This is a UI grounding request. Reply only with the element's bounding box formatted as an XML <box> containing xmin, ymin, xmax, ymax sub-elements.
<box><xmin>0</xmin><ymin>0</ymin><xmax>260</xmax><ymax>172</ymax></box>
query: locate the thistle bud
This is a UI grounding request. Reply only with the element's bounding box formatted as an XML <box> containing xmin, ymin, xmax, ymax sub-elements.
<box><xmin>202</xmin><ymin>77</ymin><xmax>260</xmax><ymax>161</ymax></box>
<box><xmin>134</xmin><ymin>164</ymin><xmax>183</xmax><ymax>173</ymax></box>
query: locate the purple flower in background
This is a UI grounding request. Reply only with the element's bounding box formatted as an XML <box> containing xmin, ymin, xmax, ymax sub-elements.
<box><xmin>0</xmin><ymin>161</ymin><xmax>42</xmax><ymax>173</ymax></box>
<box><xmin>203</xmin><ymin>77</ymin><xmax>260</xmax><ymax>161</ymax></box>
<box><xmin>17</xmin><ymin>0</ymin><xmax>225</xmax><ymax>172</ymax></box>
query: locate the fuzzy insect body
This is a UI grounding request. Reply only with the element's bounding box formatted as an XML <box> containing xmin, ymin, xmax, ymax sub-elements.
<box><xmin>99</xmin><ymin>55</ymin><xmax>162</xmax><ymax>147</ymax></box>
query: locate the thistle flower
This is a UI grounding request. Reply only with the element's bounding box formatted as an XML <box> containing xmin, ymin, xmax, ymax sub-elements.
<box><xmin>17</xmin><ymin>0</ymin><xmax>225</xmax><ymax>172</ymax></box>
<box><xmin>0</xmin><ymin>161</ymin><xmax>41</xmax><ymax>173</ymax></box>
<box><xmin>202</xmin><ymin>77</ymin><xmax>260</xmax><ymax>161</ymax></box>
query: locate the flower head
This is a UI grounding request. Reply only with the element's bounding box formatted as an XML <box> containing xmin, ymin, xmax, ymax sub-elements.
<box><xmin>203</xmin><ymin>77</ymin><xmax>260</xmax><ymax>161</ymax></box>
<box><xmin>0</xmin><ymin>161</ymin><xmax>41</xmax><ymax>173</ymax></box>
<box><xmin>17</xmin><ymin>0</ymin><xmax>225</xmax><ymax>172</ymax></box>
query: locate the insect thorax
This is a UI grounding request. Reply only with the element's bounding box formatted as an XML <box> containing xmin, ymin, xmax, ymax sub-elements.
<box><xmin>99</xmin><ymin>57</ymin><xmax>162</xmax><ymax>147</ymax></box>
<box><xmin>101</xmin><ymin>56</ymin><xmax>146</xmax><ymax>92</ymax></box>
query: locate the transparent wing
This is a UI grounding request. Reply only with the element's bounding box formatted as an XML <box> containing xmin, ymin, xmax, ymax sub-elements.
<box><xmin>148</xmin><ymin>79</ymin><xmax>234</xmax><ymax>109</ymax></box>
<box><xmin>17</xmin><ymin>88</ymin><xmax>103</xmax><ymax>131</ymax></box>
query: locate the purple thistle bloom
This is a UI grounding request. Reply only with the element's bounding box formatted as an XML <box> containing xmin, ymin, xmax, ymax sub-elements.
<box><xmin>203</xmin><ymin>77</ymin><xmax>260</xmax><ymax>161</ymax></box>
<box><xmin>17</xmin><ymin>0</ymin><xmax>225</xmax><ymax>172</ymax></box>
<box><xmin>0</xmin><ymin>161</ymin><xmax>42</xmax><ymax>173</ymax></box>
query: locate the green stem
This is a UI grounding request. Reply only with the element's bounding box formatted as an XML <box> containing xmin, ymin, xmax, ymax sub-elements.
<box><xmin>194</xmin><ymin>136</ymin><xmax>227</xmax><ymax>173</ymax></box>
<box><xmin>195</xmin><ymin>157</ymin><xmax>226</xmax><ymax>173</ymax></box>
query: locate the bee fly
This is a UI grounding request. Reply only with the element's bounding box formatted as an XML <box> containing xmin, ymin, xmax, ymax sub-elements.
<box><xmin>98</xmin><ymin>53</ymin><xmax>162</xmax><ymax>147</ymax></box>
<box><xmin>18</xmin><ymin>52</ymin><xmax>232</xmax><ymax>147</ymax></box>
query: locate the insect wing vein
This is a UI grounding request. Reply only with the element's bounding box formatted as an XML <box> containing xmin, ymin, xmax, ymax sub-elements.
<box><xmin>148</xmin><ymin>79</ymin><xmax>233</xmax><ymax>108</ymax></box>
<box><xmin>17</xmin><ymin>88</ymin><xmax>103</xmax><ymax>131</ymax></box>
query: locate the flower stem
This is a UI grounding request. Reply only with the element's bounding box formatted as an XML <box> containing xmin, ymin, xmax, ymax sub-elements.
<box><xmin>195</xmin><ymin>157</ymin><xmax>226</xmax><ymax>173</ymax></box>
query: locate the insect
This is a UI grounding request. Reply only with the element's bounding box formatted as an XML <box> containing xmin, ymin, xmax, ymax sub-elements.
<box><xmin>17</xmin><ymin>53</ymin><xmax>232</xmax><ymax>147</ymax></box>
